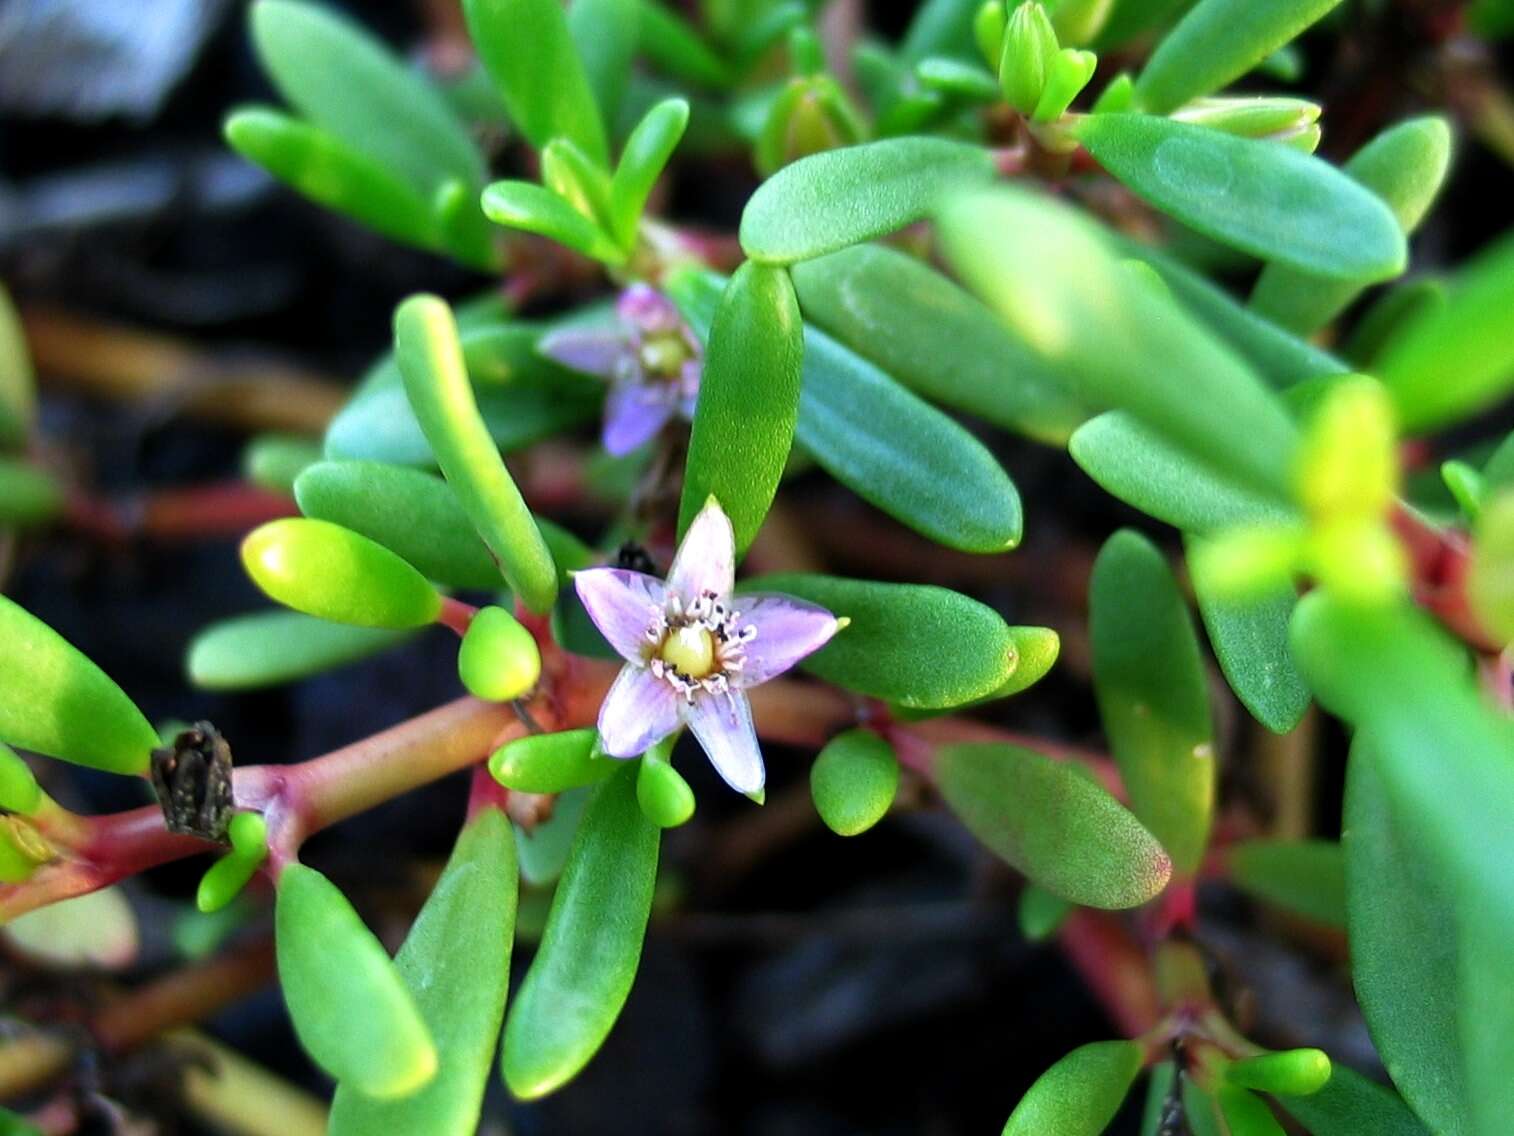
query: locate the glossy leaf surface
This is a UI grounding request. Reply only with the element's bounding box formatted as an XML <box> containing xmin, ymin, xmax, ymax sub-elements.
<box><xmin>747</xmin><ymin>574</ymin><xmax>1020</xmax><ymax>709</ymax></box>
<box><xmin>188</xmin><ymin>611</ymin><xmax>413</xmax><ymax>691</ymax></box>
<box><xmin>679</xmin><ymin>262</ymin><xmax>803</xmax><ymax>552</ymax></box>
<box><xmin>241</xmin><ymin>518</ymin><xmax>441</xmax><ymax>629</ymax></box>
<box><xmin>328</xmin><ymin>809</ymin><xmax>517</xmax><ymax>1136</ymax></box>
<box><xmin>937</xmin><ymin>743</ymin><xmax>1172</xmax><ymax>908</ymax></box>
<box><xmin>0</xmin><ymin>596</ymin><xmax>158</xmax><ymax>775</ymax></box>
<box><xmin>1134</xmin><ymin>0</ymin><xmax>1345</xmax><ymax>113</ymax></box>
<box><xmin>275</xmin><ymin>864</ymin><xmax>436</xmax><ymax>1098</ymax></box>
<box><xmin>395</xmin><ymin>296</ymin><xmax>559</xmax><ymax>613</ymax></box>
<box><xmin>501</xmin><ymin>765</ymin><xmax>659</xmax><ymax>1098</ymax></box>
<box><xmin>1077</xmin><ymin>115</ymin><xmax>1405</xmax><ymax>281</ymax></box>
<box><xmin>791</xmin><ymin>244</ymin><xmax>1088</xmax><ymax>445</ymax></box>
<box><xmin>740</xmin><ymin>138</ymin><xmax>995</xmax><ymax>264</ymax></box>
<box><xmin>1091</xmin><ymin>531</ymin><xmax>1215</xmax><ymax>875</ymax></box>
<box><xmin>463</xmin><ymin>0</ymin><xmax>608</xmax><ymax>162</ymax></box>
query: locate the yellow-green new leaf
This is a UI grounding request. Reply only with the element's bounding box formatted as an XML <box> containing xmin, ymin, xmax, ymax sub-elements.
<box><xmin>0</xmin><ymin>597</ymin><xmax>159</xmax><ymax>775</ymax></box>
<box><xmin>394</xmin><ymin>296</ymin><xmax>559</xmax><ymax>613</ymax></box>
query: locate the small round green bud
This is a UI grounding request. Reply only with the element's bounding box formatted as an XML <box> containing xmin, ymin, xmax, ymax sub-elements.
<box><xmin>755</xmin><ymin>76</ymin><xmax>867</xmax><ymax>176</ymax></box>
<box><xmin>1032</xmin><ymin>48</ymin><xmax>1098</xmax><ymax>123</ymax></box>
<box><xmin>637</xmin><ymin>752</ymin><xmax>695</xmax><ymax>828</ymax></box>
<box><xmin>241</xmin><ymin>518</ymin><xmax>442</xmax><ymax>629</ymax></box>
<box><xmin>1227</xmin><ymin>1048</ymin><xmax>1332</xmax><ymax>1097</ymax></box>
<box><xmin>1306</xmin><ymin>518</ymin><xmax>1407</xmax><ymax>605</ymax></box>
<box><xmin>810</xmin><ymin>729</ymin><xmax>900</xmax><ymax>837</ymax></box>
<box><xmin>458</xmin><ymin>607</ymin><xmax>541</xmax><ymax>702</ymax></box>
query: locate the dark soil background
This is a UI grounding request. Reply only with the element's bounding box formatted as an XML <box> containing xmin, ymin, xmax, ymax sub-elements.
<box><xmin>1</xmin><ymin>2</ymin><xmax>1510</xmax><ymax>1133</ymax></box>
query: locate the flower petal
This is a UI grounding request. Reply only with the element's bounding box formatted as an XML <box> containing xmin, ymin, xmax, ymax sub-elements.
<box><xmin>573</xmin><ymin>568</ymin><xmax>665</xmax><ymax>662</ymax></box>
<box><xmin>602</xmin><ymin>383</ymin><xmax>674</xmax><ymax>456</ymax></box>
<box><xmin>617</xmin><ymin>284</ymin><xmax>683</xmax><ymax>334</ymax></box>
<box><xmin>539</xmin><ymin>327</ymin><xmax>628</xmax><ymax>378</ymax></box>
<box><xmin>597</xmin><ymin>665</ymin><xmax>684</xmax><ymax>758</ymax></box>
<box><xmin>732</xmin><ymin>594</ymin><xmax>841</xmax><ymax>686</ymax></box>
<box><xmin>686</xmin><ymin>689</ymin><xmax>764</xmax><ymax>795</ymax></box>
<box><xmin>667</xmin><ymin>498</ymin><xmax>735</xmax><ymax>602</ymax></box>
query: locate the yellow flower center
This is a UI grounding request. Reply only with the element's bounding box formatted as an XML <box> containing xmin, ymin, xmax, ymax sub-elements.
<box><xmin>639</xmin><ymin>333</ymin><xmax>689</xmax><ymax>380</ymax></box>
<box><xmin>658</xmin><ymin>625</ymin><xmax>717</xmax><ymax>679</ymax></box>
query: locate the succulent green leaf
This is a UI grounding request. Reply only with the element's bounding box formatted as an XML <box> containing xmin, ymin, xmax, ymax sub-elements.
<box><xmin>740</xmin><ymin>138</ymin><xmax>995</xmax><ymax>265</ymax></box>
<box><xmin>1018</xmin><ymin>883</ymin><xmax>1072</xmax><ymax>941</ymax></box>
<box><xmin>901</xmin><ymin>0</ymin><xmax>986</xmax><ymax>61</ymax></box>
<box><xmin>679</xmin><ymin>262</ymin><xmax>802</xmax><ymax>552</ymax></box>
<box><xmin>0</xmin><ymin>596</ymin><xmax>159</xmax><ymax>775</ymax></box>
<box><xmin>745</xmin><ymin>574</ymin><xmax>1020</xmax><ymax>709</ymax></box>
<box><xmin>1292</xmin><ymin>595</ymin><xmax>1514</xmax><ymax>1136</ymax></box>
<box><xmin>1133</xmin><ymin>0</ymin><xmax>1345</xmax><ymax>114</ymax></box>
<box><xmin>188</xmin><ymin>611</ymin><xmax>413</xmax><ymax>691</ymax></box>
<box><xmin>1376</xmin><ymin>230</ymin><xmax>1514</xmax><ymax>432</ymax></box>
<box><xmin>609</xmin><ymin>97</ymin><xmax>690</xmax><ymax>249</ymax></box>
<box><xmin>791</xmin><ymin>244</ymin><xmax>1088</xmax><ymax>445</ymax></box>
<box><xmin>296</xmin><ymin>461</ymin><xmax>505</xmax><ymax>591</ymax></box>
<box><xmin>1071</xmin><ymin>413</ymin><xmax>1295</xmax><ymax>533</ymax></box>
<box><xmin>0</xmin><ymin>744</ymin><xmax>41</xmax><ymax>815</ymax></box>
<box><xmin>197</xmin><ymin>813</ymin><xmax>270</xmax><ymax>914</ymax></box>
<box><xmin>1469</xmin><ymin>492</ymin><xmax>1514</xmax><ymax>644</ymax></box>
<box><xmin>568</xmin><ymin>0</ymin><xmax>639</xmax><ymax>137</ymax></box>
<box><xmin>490</xmin><ymin>728</ymin><xmax>616</xmax><ymax>794</ymax></box>
<box><xmin>462</xmin><ymin>0</ymin><xmax>609</xmax><ymax>162</ymax></box>
<box><xmin>0</xmin><ymin>458</ymin><xmax>64</xmax><ymax>528</ymax></box>
<box><xmin>244</xmin><ymin>433</ymin><xmax>323</xmax><ymax>496</ymax></box>
<box><xmin>394</xmin><ymin>295</ymin><xmax>559</xmax><ymax>613</ymax></box>
<box><xmin>1251</xmin><ymin>117</ymin><xmax>1453</xmax><ymax>334</ymax></box>
<box><xmin>0</xmin><ymin>284</ymin><xmax>36</xmax><ymax>450</ymax></box>
<box><xmin>937</xmin><ymin>188</ymin><xmax>1299</xmax><ymax>499</ymax></box>
<box><xmin>249</xmin><ymin>0</ymin><xmax>483</xmax><ymax>192</ymax></box>
<box><xmin>1227</xmin><ymin>1049</ymin><xmax>1332</xmax><ymax>1097</ymax></box>
<box><xmin>3</xmin><ymin>885</ymin><xmax>138</xmax><ymax>967</ymax></box>
<box><xmin>458</xmin><ymin>607</ymin><xmax>542</xmax><ymax>702</ymax></box>
<box><xmin>541</xmin><ymin>138</ymin><xmax>616</xmax><ymax>229</ymax></box>
<box><xmin>1002</xmin><ymin>1039</ymin><xmax>1144</xmax><ymax>1135</ymax></box>
<box><xmin>324</xmin><ymin>324</ymin><xmax>602</xmax><ymax>468</ymax></box>
<box><xmin>223</xmin><ymin>108</ymin><xmax>473</xmax><ymax>263</ymax></box>
<box><xmin>1216</xmin><ymin>1084</ymin><xmax>1287</xmax><ymax>1136</ymax></box>
<box><xmin>636</xmin><ymin>0</ymin><xmax>735</xmax><ymax>88</ymax></box>
<box><xmin>810</xmin><ymin>729</ymin><xmax>900</xmax><ymax>836</ymax></box>
<box><xmin>1187</xmin><ymin>541</ymin><xmax>1309</xmax><ymax>734</ymax></box>
<box><xmin>501</xmin><ymin>765</ymin><xmax>659</xmax><ymax>1098</ymax></box>
<box><xmin>515</xmin><ymin>786</ymin><xmax>590</xmax><ymax>887</ymax></box>
<box><xmin>1090</xmin><ymin>531</ymin><xmax>1215</xmax><ymax>875</ymax></box>
<box><xmin>937</xmin><ymin>742</ymin><xmax>1172</xmax><ymax>907</ymax></box>
<box><xmin>1277</xmin><ymin>1065</ymin><xmax>1431</xmax><ymax>1136</ymax></box>
<box><xmin>329</xmin><ymin>809</ymin><xmax>517</xmax><ymax>1136</ymax></box>
<box><xmin>275</xmin><ymin>863</ymin><xmax>436</xmax><ymax>1098</ymax></box>
<box><xmin>481</xmin><ymin>181</ymin><xmax>625</xmax><ymax>264</ymax></box>
<box><xmin>669</xmin><ymin>268</ymin><xmax>1022</xmax><ymax>553</ymax></box>
<box><xmin>1077</xmin><ymin>115</ymin><xmax>1405</xmax><ymax>281</ymax></box>
<box><xmin>1118</xmin><ymin>240</ymin><xmax>1350</xmax><ymax>389</ymax></box>
<box><xmin>241</xmin><ymin>518</ymin><xmax>442</xmax><ymax>629</ymax></box>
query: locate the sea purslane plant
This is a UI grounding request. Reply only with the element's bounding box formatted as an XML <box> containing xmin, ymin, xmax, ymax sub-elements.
<box><xmin>1</xmin><ymin>0</ymin><xmax>1514</xmax><ymax>1133</ymax></box>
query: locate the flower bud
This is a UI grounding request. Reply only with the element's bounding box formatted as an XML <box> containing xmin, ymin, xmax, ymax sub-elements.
<box><xmin>1033</xmin><ymin>48</ymin><xmax>1098</xmax><ymax>123</ymax></box>
<box><xmin>637</xmin><ymin>745</ymin><xmax>695</xmax><ymax>828</ymax></box>
<box><xmin>755</xmin><ymin>75</ymin><xmax>867</xmax><ymax>176</ymax></box>
<box><xmin>458</xmin><ymin>606</ymin><xmax>542</xmax><ymax>702</ymax></box>
<box><xmin>1000</xmin><ymin>2</ymin><xmax>1060</xmax><ymax>116</ymax></box>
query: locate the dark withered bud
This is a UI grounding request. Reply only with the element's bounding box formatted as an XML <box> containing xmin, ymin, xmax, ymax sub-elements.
<box><xmin>150</xmin><ymin>722</ymin><xmax>234</xmax><ymax>842</ymax></box>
